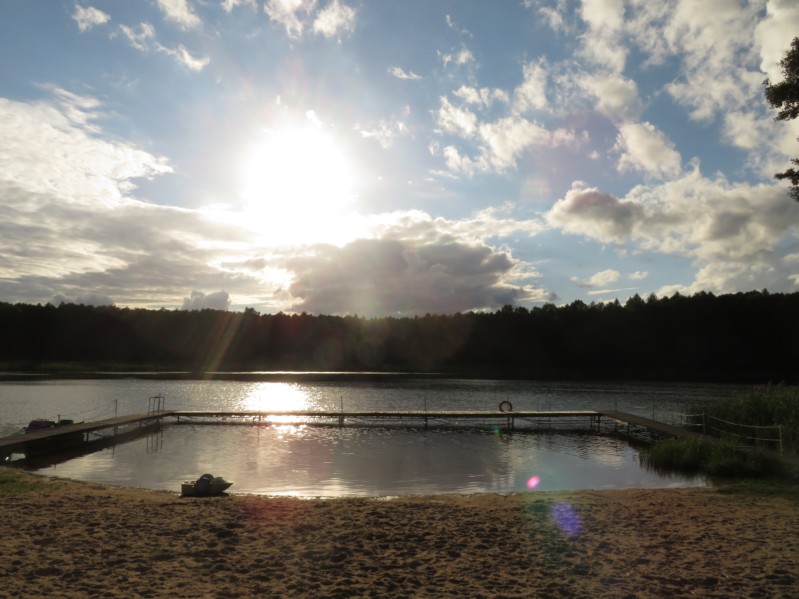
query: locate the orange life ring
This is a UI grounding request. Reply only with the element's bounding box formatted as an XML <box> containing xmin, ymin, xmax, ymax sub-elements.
<box><xmin>499</xmin><ymin>400</ymin><xmax>513</xmax><ymax>412</ymax></box>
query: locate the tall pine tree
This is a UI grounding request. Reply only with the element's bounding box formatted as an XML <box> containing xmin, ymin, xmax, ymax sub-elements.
<box><xmin>764</xmin><ymin>37</ymin><xmax>799</xmax><ymax>202</ymax></box>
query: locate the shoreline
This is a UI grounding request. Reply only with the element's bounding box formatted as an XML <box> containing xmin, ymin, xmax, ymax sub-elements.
<box><xmin>1</xmin><ymin>471</ymin><xmax>797</xmax><ymax>597</ymax></box>
<box><xmin>0</xmin><ymin>369</ymin><xmax>782</xmax><ymax>385</ymax></box>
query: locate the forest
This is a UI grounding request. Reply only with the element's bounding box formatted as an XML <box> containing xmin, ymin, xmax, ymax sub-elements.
<box><xmin>0</xmin><ymin>290</ymin><xmax>796</xmax><ymax>382</ymax></box>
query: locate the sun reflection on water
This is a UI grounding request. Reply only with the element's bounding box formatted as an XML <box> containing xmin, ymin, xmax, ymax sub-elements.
<box><xmin>242</xmin><ymin>383</ymin><xmax>312</xmax><ymax>424</ymax></box>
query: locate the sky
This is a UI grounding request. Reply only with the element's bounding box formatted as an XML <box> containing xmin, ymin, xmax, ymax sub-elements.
<box><xmin>1</xmin><ymin>0</ymin><xmax>799</xmax><ymax>316</ymax></box>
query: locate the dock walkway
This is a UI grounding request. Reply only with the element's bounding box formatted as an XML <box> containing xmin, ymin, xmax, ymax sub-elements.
<box><xmin>0</xmin><ymin>408</ymin><xmax>741</xmax><ymax>458</ymax></box>
<box><xmin>600</xmin><ymin>410</ymin><xmax>706</xmax><ymax>441</ymax></box>
<box><xmin>171</xmin><ymin>409</ymin><xmax>602</xmax><ymax>430</ymax></box>
<box><xmin>0</xmin><ymin>412</ymin><xmax>173</xmax><ymax>455</ymax></box>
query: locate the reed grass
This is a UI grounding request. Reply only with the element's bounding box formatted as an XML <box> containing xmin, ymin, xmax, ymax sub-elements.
<box><xmin>646</xmin><ymin>386</ymin><xmax>799</xmax><ymax>478</ymax></box>
<box><xmin>641</xmin><ymin>438</ymin><xmax>782</xmax><ymax>479</ymax></box>
<box><xmin>690</xmin><ymin>385</ymin><xmax>799</xmax><ymax>454</ymax></box>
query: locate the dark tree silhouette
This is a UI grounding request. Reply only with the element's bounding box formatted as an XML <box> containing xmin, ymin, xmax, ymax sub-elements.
<box><xmin>0</xmin><ymin>291</ymin><xmax>798</xmax><ymax>382</ymax></box>
<box><xmin>764</xmin><ymin>36</ymin><xmax>799</xmax><ymax>202</ymax></box>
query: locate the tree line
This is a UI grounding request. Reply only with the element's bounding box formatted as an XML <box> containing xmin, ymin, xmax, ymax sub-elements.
<box><xmin>0</xmin><ymin>290</ymin><xmax>796</xmax><ymax>382</ymax></box>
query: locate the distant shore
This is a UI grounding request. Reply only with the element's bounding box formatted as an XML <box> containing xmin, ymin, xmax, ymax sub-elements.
<box><xmin>1</xmin><ymin>471</ymin><xmax>797</xmax><ymax>597</ymax></box>
<box><xmin>0</xmin><ymin>367</ymin><xmax>777</xmax><ymax>384</ymax></box>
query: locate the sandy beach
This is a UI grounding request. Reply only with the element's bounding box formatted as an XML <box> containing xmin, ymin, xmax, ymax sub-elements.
<box><xmin>0</xmin><ymin>472</ymin><xmax>797</xmax><ymax>598</ymax></box>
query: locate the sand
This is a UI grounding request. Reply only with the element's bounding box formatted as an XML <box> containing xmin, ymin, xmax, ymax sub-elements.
<box><xmin>0</xmin><ymin>473</ymin><xmax>797</xmax><ymax>598</ymax></box>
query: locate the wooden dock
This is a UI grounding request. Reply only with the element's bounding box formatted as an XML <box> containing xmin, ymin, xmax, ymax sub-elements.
<box><xmin>0</xmin><ymin>412</ymin><xmax>173</xmax><ymax>456</ymax></box>
<box><xmin>600</xmin><ymin>410</ymin><xmax>706</xmax><ymax>441</ymax></box>
<box><xmin>171</xmin><ymin>409</ymin><xmax>603</xmax><ymax>430</ymax></box>
<box><xmin>0</xmin><ymin>408</ymin><xmax>707</xmax><ymax>460</ymax></box>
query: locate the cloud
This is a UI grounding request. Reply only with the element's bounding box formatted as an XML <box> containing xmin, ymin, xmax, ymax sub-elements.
<box><xmin>264</xmin><ymin>0</ymin><xmax>315</xmax><ymax>38</ymax></box>
<box><xmin>170</xmin><ymin>45</ymin><xmax>211</xmax><ymax>71</ymax></box>
<box><xmin>614</xmin><ymin>121</ymin><xmax>682</xmax><ymax>179</ymax></box>
<box><xmin>533</xmin><ymin>0</ymin><xmax>568</xmax><ymax>33</ymax></box>
<box><xmin>120</xmin><ymin>22</ymin><xmax>157</xmax><ymax>52</ymax></box>
<box><xmin>546</xmin><ymin>183</ymin><xmax>643</xmax><ymax>243</ymax></box>
<box><xmin>0</xmin><ymin>90</ymin><xmax>555</xmax><ymax>313</ymax></box>
<box><xmin>285</xmin><ymin>238</ymin><xmax>526</xmax><ymax>316</ymax></box>
<box><xmin>577</xmin><ymin>72</ymin><xmax>643</xmax><ymax>122</ymax></box>
<box><xmin>181</xmin><ymin>290</ymin><xmax>231</xmax><ymax>310</ymax></box>
<box><xmin>441</xmin><ymin>46</ymin><xmax>475</xmax><ymax>68</ymax></box>
<box><xmin>454</xmin><ymin>86</ymin><xmax>508</xmax><ymax>108</ymax></box>
<box><xmin>571</xmin><ymin>269</ymin><xmax>621</xmax><ymax>288</ymax></box>
<box><xmin>433</xmin><ymin>86</ymin><xmax>582</xmax><ymax>176</ymax></box>
<box><xmin>0</xmin><ymin>90</ymin><xmax>171</xmax><ymax>206</ymax></box>
<box><xmin>0</xmin><ymin>175</ymin><xmax>266</xmax><ymax>309</ymax></box>
<box><xmin>389</xmin><ymin>67</ymin><xmax>422</xmax><ymax>81</ymax></box>
<box><xmin>577</xmin><ymin>0</ymin><xmax>627</xmax><ymax>72</ymax></box>
<box><xmin>359</xmin><ymin>107</ymin><xmax>411</xmax><ymax>148</ymax></box>
<box><xmin>436</xmin><ymin>96</ymin><xmax>478</xmax><ymax>137</ymax></box>
<box><xmin>755</xmin><ymin>0</ymin><xmax>799</xmax><ymax>80</ymax></box>
<box><xmin>629</xmin><ymin>271</ymin><xmax>649</xmax><ymax>281</ymax></box>
<box><xmin>547</xmin><ymin>171</ymin><xmax>799</xmax><ymax>295</ymax></box>
<box><xmin>433</xmin><ymin>58</ymin><xmax>586</xmax><ymax>178</ymax></box>
<box><xmin>313</xmin><ymin>0</ymin><xmax>356</xmax><ymax>38</ymax></box>
<box><xmin>656</xmin><ymin>1</ymin><xmax>763</xmax><ymax>122</ymax></box>
<box><xmin>119</xmin><ymin>22</ymin><xmax>209</xmax><ymax>71</ymax></box>
<box><xmin>155</xmin><ymin>0</ymin><xmax>201</xmax><ymax>29</ymax></box>
<box><xmin>0</xmin><ymin>91</ymin><xmax>256</xmax><ymax>307</ymax></box>
<box><xmin>476</xmin><ymin>117</ymin><xmax>551</xmax><ymax>172</ymax></box>
<box><xmin>72</xmin><ymin>5</ymin><xmax>111</xmax><ymax>32</ymax></box>
<box><xmin>513</xmin><ymin>59</ymin><xmax>550</xmax><ymax>114</ymax></box>
<box><xmin>222</xmin><ymin>0</ymin><xmax>257</xmax><ymax>11</ymax></box>
<box><xmin>263</xmin><ymin>0</ymin><xmax>356</xmax><ymax>39</ymax></box>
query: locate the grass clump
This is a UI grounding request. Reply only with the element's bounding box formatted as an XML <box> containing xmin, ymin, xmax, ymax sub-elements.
<box><xmin>0</xmin><ymin>469</ymin><xmax>52</xmax><ymax>496</ymax></box>
<box><xmin>641</xmin><ymin>438</ymin><xmax>782</xmax><ymax>479</ymax></box>
<box><xmin>715</xmin><ymin>480</ymin><xmax>799</xmax><ymax>498</ymax></box>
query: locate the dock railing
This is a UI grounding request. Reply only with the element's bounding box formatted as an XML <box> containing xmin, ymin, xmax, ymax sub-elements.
<box><xmin>147</xmin><ymin>394</ymin><xmax>166</xmax><ymax>415</ymax></box>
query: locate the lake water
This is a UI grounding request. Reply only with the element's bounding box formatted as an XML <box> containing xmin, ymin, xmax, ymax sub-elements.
<box><xmin>0</xmin><ymin>377</ymin><xmax>744</xmax><ymax>496</ymax></box>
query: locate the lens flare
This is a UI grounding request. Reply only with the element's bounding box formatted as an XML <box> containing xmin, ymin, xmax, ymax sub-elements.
<box><xmin>526</xmin><ymin>475</ymin><xmax>541</xmax><ymax>489</ymax></box>
<box><xmin>551</xmin><ymin>502</ymin><xmax>581</xmax><ymax>536</ymax></box>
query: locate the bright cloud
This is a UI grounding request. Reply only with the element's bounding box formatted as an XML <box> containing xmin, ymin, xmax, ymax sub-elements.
<box><xmin>155</xmin><ymin>0</ymin><xmax>201</xmax><ymax>30</ymax></box>
<box><xmin>119</xmin><ymin>22</ymin><xmax>157</xmax><ymax>52</ymax></box>
<box><xmin>578</xmin><ymin>72</ymin><xmax>643</xmax><ymax>122</ymax></box>
<box><xmin>313</xmin><ymin>0</ymin><xmax>356</xmax><ymax>38</ymax></box>
<box><xmin>615</xmin><ymin>122</ymin><xmax>682</xmax><ymax>179</ymax></box>
<box><xmin>73</xmin><ymin>5</ymin><xmax>110</xmax><ymax>32</ymax></box>
<box><xmin>119</xmin><ymin>22</ymin><xmax>208</xmax><ymax>70</ymax></box>
<box><xmin>513</xmin><ymin>59</ymin><xmax>550</xmax><ymax>113</ymax></box>
<box><xmin>390</xmin><ymin>67</ymin><xmax>422</xmax><ymax>81</ymax></box>
<box><xmin>222</xmin><ymin>0</ymin><xmax>257</xmax><ymax>11</ymax></box>
<box><xmin>264</xmin><ymin>0</ymin><xmax>313</xmax><ymax>38</ymax></box>
<box><xmin>0</xmin><ymin>91</ymin><xmax>171</xmax><ymax>205</ymax></box>
<box><xmin>571</xmin><ymin>269</ymin><xmax>621</xmax><ymax>288</ymax></box>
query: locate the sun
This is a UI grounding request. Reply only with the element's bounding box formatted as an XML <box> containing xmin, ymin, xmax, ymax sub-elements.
<box><xmin>239</xmin><ymin>119</ymin><xmax>358</xmax><ymax>243</ymax></box>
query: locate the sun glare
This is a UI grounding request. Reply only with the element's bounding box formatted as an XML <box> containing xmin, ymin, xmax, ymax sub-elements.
<box><xmin>243</xmin><ymin>382</ymin><xmax>311</xmax><ymax>424</ymax></box>
<box><xmin>239</xmin><ymin>121</ymin><xmax>359</xmax><ymax>243</ymax></box>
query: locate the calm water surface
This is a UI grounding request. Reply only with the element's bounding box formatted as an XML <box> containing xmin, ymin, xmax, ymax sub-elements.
<box><xmin>0</xmin><ymin>378</ymin><xmax>743</xmax><ymax>495</ymax></box>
